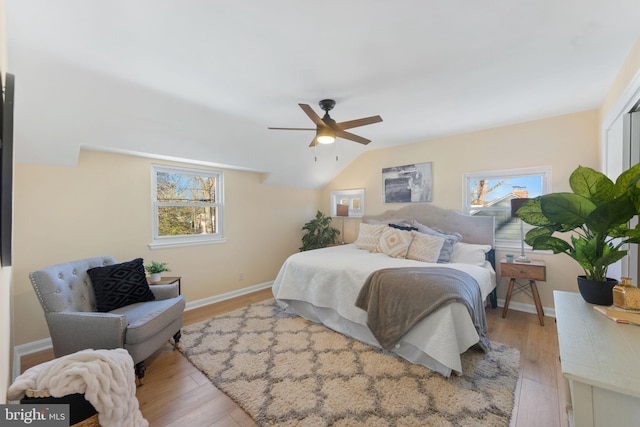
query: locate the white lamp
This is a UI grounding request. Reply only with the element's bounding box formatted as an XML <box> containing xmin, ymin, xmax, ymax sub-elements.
<box><xmin>511</xmin><ymin>198</ymin><xmax>530</xmax><ymax>263</ymax></box>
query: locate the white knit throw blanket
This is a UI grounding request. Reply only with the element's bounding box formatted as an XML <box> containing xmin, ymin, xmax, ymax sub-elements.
<box><xmin>7</xmin><ymin>349</ymin><xmax>148</xmax><ymax>427</ymax></box>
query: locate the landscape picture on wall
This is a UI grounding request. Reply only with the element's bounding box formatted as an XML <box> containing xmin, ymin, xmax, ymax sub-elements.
<box><xmin>382</xmin><ymin>162</ymin><xmax>432</xmax><ymax>203</ymax></box>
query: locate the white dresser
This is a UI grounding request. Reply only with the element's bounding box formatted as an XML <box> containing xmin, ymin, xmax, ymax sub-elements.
<box><xmin>555</xmin><ymin>291</ymin><xmax>640</xmax><ymax>427</ymax></box>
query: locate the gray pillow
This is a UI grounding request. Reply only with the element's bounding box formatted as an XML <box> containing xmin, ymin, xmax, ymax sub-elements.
<box><xmin>411</xmin><ymin>220</ymin><xmax>462</xmax><ymax>263</ymax></box>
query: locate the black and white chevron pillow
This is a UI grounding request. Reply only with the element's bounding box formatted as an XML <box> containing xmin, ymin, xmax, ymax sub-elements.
<box><xmin>88</xmin><ymin>258</ymin><xmax>155</xmax><ymax>312</ymax></box>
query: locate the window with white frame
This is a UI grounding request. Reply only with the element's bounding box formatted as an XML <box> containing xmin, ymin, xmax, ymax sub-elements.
<box><xmin>150</xmin><ymin>165</ymin><xmax>224</xmax><ymax>248</ymax></box>
<box><xmin>463</xmin><ymin>167</ymin><xmax>551</xmax><ymax>249</ymax></box>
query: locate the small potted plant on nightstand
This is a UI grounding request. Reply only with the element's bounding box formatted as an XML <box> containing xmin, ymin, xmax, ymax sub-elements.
<box><xmin>145</xmin><ymin>261</ymin><xmax>171</xmax><ymax>283</ymax></box>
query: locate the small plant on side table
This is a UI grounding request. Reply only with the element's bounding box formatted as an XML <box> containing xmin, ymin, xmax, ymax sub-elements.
<box><xmin>145</xmin><ymin>261</ymin><xmax>171</xmax><ymax>283</ymax></box>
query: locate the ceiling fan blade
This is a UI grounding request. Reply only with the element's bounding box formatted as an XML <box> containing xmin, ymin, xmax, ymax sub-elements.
<box><xmin>299</xmin><ymin>103</ymin><xmax>325</xmax><ymax>127</ymax></box>
<box><xmin>336</xmin><ymin>130</ymin><xmax>371</xmax><ymax>145</ymax></box>
<box><xmin>268</xmin><ymin>127</ymin><xmax>315</xmax><ymax>131</ymax></box>
<box><xmin>309</xmin><ymin>138</ymin><xmax>319</xmax><ymax>147</ymax></box>
<box><xmin>336</xmin><ymin>115</ymin><xmax>383</xmax><ymax>130</ymax></box>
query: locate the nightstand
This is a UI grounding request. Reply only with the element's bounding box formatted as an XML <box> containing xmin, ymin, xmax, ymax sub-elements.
<box><xmin>147</xmin><ymin>276</ymin><xmax>181</xmax><ymax>295</ymax></box>
<box><xmin>500</xmin><ymin>259</ymin><xmax>546</xmax><ymax>325</ymax></box>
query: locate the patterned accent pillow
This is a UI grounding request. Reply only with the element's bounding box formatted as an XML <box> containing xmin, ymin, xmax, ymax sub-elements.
<box><xmin>376</xmin><ymin>226</ymin><xmax>414</xmax><ymax>258</ymax></box>
<box><xmin>406</xmin><ymin>232</ymin><xmax>446</xmax><ymax>263</ymax></box>
<box><xmin>88</xmin><ymin>258</ymin><xmax>156</xmax><ymax>312</ymax></box>
<box><xmin>449</xmin><ymin>242</ymin><xmax>492</xmax><ymax>266</ymax></box>
<box><xmin>354</xmin><ymin>223</ymin><xmax>387</xmax><ymax>252</ymax></box>
<box><xmin>411</xmin><ymin>220</ymin><xmax>462</xmax><ymax>263</ymax></box>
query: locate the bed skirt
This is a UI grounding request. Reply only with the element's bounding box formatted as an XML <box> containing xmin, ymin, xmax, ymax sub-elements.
<box><xmin>278</xmin><ymin>298</ymin><xmax>481</xmax><ymax>377</ymax></box>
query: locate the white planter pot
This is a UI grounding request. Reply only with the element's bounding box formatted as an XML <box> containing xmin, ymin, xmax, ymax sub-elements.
<box><xmin>149</xmin><ymin>272</ymin><xmax>162</xmax><ymax>283</ymax></box>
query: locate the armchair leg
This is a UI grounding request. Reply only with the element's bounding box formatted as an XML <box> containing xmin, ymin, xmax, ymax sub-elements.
<box><xmin>173</xmin><ymin>330</ymin><xmax>181</xmax><ymax>344</ymax></box>
<box><xmin>135</xmin><ymin>361</ymin><xmax>146</xmax><ymax>385</ymax></box>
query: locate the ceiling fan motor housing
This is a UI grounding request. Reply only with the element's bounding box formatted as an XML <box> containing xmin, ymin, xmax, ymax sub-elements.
<box><xmin>319</xmin><ymin>99</ymin><xmax>336</xmax><ymax>112</ymax></box>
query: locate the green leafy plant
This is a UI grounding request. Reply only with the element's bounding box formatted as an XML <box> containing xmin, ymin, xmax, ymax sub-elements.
<box><xmin>517</xmin><ymin>164</ymin><xmax>640</xmax><ymax>282</ymax></box>
<box><xmin>144</xmin><ymin>261</ymin><xmax>171</xmax><ymax>274</ymax></box>
<box><xmin>300</xmin><ymin>210</ymin><xmax>340</xmax><ymax>251</ymax></box>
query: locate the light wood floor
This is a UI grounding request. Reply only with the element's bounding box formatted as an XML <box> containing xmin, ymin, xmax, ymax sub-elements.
<box><xmin>21</xmin><ymin>288</ymin><xmax>566</xmax><ymax>427</ymax></box>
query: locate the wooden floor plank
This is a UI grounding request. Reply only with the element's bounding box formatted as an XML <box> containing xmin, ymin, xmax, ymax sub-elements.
<box><xmin>19</xmin><ymin>289</ymin><xmax>565</xmax><ymax>426</ymax></box>
<box><xmin>514</xmin><ymin>377</ymin><xmax>561</xmax><ymax>427</ymax></box>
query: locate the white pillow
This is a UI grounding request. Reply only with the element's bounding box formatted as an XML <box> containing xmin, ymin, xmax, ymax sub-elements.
<box><xmin>354</xmin><ymin>223</ymin><xmax>386</xmax><ymax>252</ymax></box>
<box><xmin>449</xmin><ymin>242</ymin><xmax>492</xmax><ymax>266</ymax></box>
<box><xmin>376</xmin><ymin>226</ymin><xmax>414</xmax><ymax>258</ymax></box>
<box><xmin>406</xmin><ymin>232</ymin><xmax>446</xmax><ymax>263</ymax></box>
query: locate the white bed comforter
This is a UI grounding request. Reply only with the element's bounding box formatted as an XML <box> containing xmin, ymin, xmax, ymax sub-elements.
<box><xmin>272</xmin><ymin>244</ymin><xmax>496</xmax><ymax>376</ymax></box>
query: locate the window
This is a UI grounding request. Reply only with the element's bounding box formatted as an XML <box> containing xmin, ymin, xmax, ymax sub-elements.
<box><xmin>150</xmin><ymin>165</ymin><xmax>224</xmax><ymax>248</ymax></box>
<box><xmin>463</xmin><ymin>167</ymin><xmax>551</xmax><ymax>250</ymax></box>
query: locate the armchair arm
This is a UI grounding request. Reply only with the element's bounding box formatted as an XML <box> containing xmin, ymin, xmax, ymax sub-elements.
<box><xmin>45</xmin><ymin>312</ymin><xmax>126</xmax><ymax>358</ymax></box>
<box><xmin>149</xmin><ymin>284</ymin><xmax>179</xmax><ymax>300</ymax></box>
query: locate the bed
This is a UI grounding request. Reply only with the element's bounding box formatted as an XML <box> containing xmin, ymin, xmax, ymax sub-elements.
<box><xmin>272</xmin><ymin>204</ymin><xmax>497</xmax><ymax>377</ymax></box>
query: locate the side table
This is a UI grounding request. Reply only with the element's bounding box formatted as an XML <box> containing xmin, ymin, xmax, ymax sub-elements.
<box><xmin>148</xmin><ymin>276</ymin><xmax>181</xmax><ymax>295</ymax></box>
<box><xmin>500</xmin><ymin>259</ymin><xmax>546</xmax><ymax>325</ymax></box>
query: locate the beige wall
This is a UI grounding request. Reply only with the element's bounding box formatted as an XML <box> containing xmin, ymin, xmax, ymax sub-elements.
<box><xmin>600</xmin><ymin>36</ymin><xmax>640</xmax><ymax>122</ymax></box>
<box><xmin>12</xmin><ymin>150</ymin><xmax>319</xmax><ymax>345</ymax></box>
<box><xmin>322</xmin><ymin>110</ymin><xmax>600</xmax><ymax>310</ymax></box>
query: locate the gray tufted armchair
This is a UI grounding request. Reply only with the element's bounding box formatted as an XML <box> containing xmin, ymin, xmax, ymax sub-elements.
<box><xmin>29</xmin><ymin>256</ymin><xmax>185</xmax><ymax>381</ymax></box>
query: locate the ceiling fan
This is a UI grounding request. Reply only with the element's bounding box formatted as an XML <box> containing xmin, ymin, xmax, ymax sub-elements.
<box><xmin>268</xmin><ymin>99</ymin><xmax>383</xmax><ymax>147</ymax></box>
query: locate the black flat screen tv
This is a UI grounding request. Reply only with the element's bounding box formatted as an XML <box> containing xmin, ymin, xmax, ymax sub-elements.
<box><xmin>1</xmin><ymin>73</ymin><xmax>14</xmax><ymax>267</ymax></box>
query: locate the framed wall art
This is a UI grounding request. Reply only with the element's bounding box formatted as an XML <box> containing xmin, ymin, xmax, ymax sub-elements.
<box><xmin>382</xmin><ymin>162</ymin><xmax>432</xmax><ymax>203</ymax></box>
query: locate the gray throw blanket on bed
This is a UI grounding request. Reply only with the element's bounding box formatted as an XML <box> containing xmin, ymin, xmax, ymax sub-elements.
<box><xmin>355</xmin><ymin>267</ymin><xmax>489</xmax><ymax>351</ymax></box>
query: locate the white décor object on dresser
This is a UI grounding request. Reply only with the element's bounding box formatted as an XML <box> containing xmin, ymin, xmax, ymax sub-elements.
<box><xmin>554</xmin><ymin>291</ymin><xmax>640</xmax><ymax>427</ymax></box>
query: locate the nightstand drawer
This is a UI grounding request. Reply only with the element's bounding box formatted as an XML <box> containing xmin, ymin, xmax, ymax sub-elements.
<box><xmin>500</xmin><ymin>261</ymin><xmax>546</xmax><ymax>281</ymax></box>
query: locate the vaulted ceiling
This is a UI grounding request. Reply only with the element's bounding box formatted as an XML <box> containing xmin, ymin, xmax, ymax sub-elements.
<box><xmin>6</xmin><ymin>1</ymin><xmax>640</xmax><ymax>188</ymax></box>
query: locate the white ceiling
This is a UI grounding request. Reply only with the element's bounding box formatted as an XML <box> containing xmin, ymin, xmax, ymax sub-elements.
<box><xmin>5</xmin><ymin>1</ymin><xmax>640</xmax><ymax>188</ymax></box>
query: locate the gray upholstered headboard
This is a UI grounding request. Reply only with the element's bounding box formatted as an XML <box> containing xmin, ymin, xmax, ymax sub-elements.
<box><xmin>362</xmin><ymin>204</ymin><xmax>495</xmax><ymax>247</ymax></box>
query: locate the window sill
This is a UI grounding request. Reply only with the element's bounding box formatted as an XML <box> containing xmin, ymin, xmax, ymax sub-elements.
<box><xmin>149</xmin><ymin>237</ymin><xmax>227</xmax><ymax>250</ymax></box>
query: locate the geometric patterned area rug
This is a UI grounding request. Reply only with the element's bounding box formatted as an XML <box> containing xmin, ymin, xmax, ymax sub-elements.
<box><xmin>178</xmin><ymin>299</ymin><xmax>520</xmax><ymax>427</ymax></box>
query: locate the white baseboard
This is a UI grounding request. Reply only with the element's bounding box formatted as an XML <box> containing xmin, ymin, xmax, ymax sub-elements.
<box><xmin>496</xmin><ymin>298</ymin><xmax>556</xmax><ymax>318</ymax></box>
<box><xmin>12</xmin><ymin>337</ymin><xmax>52</xmax><ymax>381</ymax></box>
<box><xmin>12</xmin><ymin>281</ymin><xmax>274</xmax><ymax>381</ymax></box>
<box><xmin>184</xmin><ymin>281</ymin><xmax>273</xmax><ymax>311</ymax></box>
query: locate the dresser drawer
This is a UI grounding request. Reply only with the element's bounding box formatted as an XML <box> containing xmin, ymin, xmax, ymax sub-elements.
<box><xmin>500</xmin><ymin>261</ymin><xmax>546</xmax><ymax>281</ymax></box>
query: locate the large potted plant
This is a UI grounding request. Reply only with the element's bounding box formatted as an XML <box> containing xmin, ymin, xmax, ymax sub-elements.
<box><xmin>517</xmin><ymin>164</ymin><xmax>640</xmax><ymax>305</ymax></box>
<box><xmin>300</xmin><ymin>210</ymin><xmax>340</xmax><ymax>251</ymax></box>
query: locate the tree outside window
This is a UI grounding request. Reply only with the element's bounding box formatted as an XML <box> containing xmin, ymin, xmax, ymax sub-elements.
<box><xmin>151</xmin><ymin>165</ymin><xmax>224</xmax><ymax>248</ymax></box>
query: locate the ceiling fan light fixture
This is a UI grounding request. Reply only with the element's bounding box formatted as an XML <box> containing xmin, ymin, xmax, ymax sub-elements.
<box><xmin>316</xmin><ymin>128</ymin><xmax>336</xmax><ymax>144</ymax></box>
<box><xmin>268</xmin><ymin>99</ymin><xmax>381</xmax><ymax>147</ymax></box>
